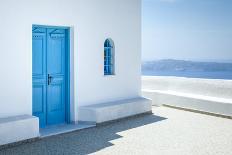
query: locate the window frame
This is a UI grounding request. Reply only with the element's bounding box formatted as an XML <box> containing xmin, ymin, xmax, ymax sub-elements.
<box><xmin>104</xmin><ymin>38</ymin><xmax>115</xmax><ymax>76</ymax></box>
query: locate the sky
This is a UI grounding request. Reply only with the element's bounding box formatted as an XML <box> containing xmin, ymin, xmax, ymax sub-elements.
<box><xmin>142</xmin><ymin>0</ymin><xmax>232</xmax><ymax>62</ymax></box>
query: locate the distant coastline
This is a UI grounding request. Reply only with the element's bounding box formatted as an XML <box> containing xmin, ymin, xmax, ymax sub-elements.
<box><xmin>142</xmin><ymin>59</ymin><xmax>232</xmax><ymax>79</ymax></box>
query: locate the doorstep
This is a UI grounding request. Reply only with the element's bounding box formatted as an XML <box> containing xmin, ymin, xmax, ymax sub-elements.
<box><xmin>39</xmin><ymin>122</ymin><xmax>95</xmax><ymax>138</ymax></box>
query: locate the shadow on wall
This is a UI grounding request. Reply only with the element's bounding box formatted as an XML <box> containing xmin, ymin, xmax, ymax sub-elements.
<box><xmin>0</xmin><ymin>114</ymin><xmax>167</xmax><ymax>155</ymax></box>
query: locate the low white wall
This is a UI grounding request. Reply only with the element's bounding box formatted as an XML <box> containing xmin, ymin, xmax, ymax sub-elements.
<box><xmin>0</xmin><ymin>115</ymin><xmax>39</xmax><ymax>145</ymax></box>
<box><xmin>142</xmin><ymin>76</ymin><xmax>232</xmax><ymax>116</ymax></box>
<box><xmin>78</xmin><ymin>97</ymin><xmax>152</xmax><ymax>124</ymax></box>
<box><xmin>142</xmin><ymin>76</ymin><xmax>232</xmax><ymax>99</ymax></box>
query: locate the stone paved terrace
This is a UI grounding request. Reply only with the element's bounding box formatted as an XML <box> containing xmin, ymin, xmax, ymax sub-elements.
<box><xmin>0</xmin><ymin>106</ymin><xmax>232</xmax><ymax>155</ymax></box>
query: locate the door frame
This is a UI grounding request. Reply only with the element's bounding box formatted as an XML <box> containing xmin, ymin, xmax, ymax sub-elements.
<box><xmin>32</xmin><ymin>24</ymin><xmax>71</xmax><ymax>125</ymax></box>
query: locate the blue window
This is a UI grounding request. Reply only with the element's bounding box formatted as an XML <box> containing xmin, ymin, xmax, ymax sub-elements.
<box><xmin>104</xmin><ymin>39</ymin><xmax>115</xmax><ymax>75</ymax></box>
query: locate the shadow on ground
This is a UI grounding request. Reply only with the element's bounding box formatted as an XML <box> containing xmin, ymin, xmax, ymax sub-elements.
<box><xmin>0</xmin><ymin>113</ymin><xmax>167</xmax><ymax>155</ymax></box>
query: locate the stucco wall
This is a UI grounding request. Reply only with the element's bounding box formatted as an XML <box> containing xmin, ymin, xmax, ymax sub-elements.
<box><xmin>142</xmin><ymin>76</ymin><xmax>232</xmax><ymax>99</ymax></box>
<box><xmin>0</xmin><ymin>0</ymin><xmax>141</xmax><ymax>121</ymax></box>
<box><xmin>142</xmin><ymin>76</ymin><xmax>232</xmax><ymax>116</ymax></box>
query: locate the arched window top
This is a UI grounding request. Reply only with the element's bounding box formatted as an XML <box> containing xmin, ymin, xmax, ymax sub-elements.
<box><xmin>104</xmin><ymin>38</ymin><xmax>114</xmax><ymax>48</ymax></box>
<box><xmin>104</xmin><ymin>38</ymin><xmax>115</xmax><ymax>75</ymax></box>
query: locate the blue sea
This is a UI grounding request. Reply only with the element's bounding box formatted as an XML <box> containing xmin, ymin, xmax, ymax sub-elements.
<box><xmin>142</xmin><ymin>71</ymin><xmax>232</xmax><ymax>80</ymax></box>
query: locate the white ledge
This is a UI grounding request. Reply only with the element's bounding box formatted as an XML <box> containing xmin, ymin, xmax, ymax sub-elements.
<box><xmin>78</xmin><ymin>97</ymin><xmax>152</xmax><ymax>124</ymax></box>
<box><xmin>0</xmin><ymin>115</ymin><xmax>39</xmax><ymax>146</ymax></box>
<box><xmin>142</xmin><ymin>76</ymin><xmax>232</xmax><ymax>116</ymax></box>
<box><xmin>142</xmin><ymin>89</ymin><xmax>232</xmax><ymax>104</ymax></box>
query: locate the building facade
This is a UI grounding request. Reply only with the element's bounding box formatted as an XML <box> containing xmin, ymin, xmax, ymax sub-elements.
<box><xmin>0</xmin><ymin>0</ymin><xmax>151</xmax><ymax>145</ymax></box>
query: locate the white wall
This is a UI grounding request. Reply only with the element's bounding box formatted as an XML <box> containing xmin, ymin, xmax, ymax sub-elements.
<box><xmin>142</xmin><ymin>76</ymin><xmax>232</xmax><ymax>99</ymax></box>
<box><xmin>142</xmin><ymin>76</ymin><xmax>232</xmax><ymax>116</ymax></box>
<box><xmin>0</xmin><ymin>0</ymin><xmax>141</xmax><ymax>122</ymax></box>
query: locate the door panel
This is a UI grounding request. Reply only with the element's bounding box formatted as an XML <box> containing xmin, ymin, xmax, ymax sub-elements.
<box><xmin>32</xmin><ymin>29</ymin><xmax>47</xmax><ymax>128</ymax></box>
<box><xmin>32</xmin><ymin>27</ymin><xmax>67</xmax><ymax>128</ymax></box>
<box><xmin>47</xmin><ymin>81</ymin><xmax>65</xmax><ymax>125</ymax></box>
<box><xmin>47</xmin><ymin>39</ymin><xmax>63</xmax><ymax>74</ymax></box>
<box><xmin>32</xmin><ymin>84</ymin><xmax>46</xmax><ymax>128</ymax></box>
<box><xmin>32</xmin><ymin>39</ymin><xmax>43</xmax><ymax>75</ymax></box>
<box><xmin>46</xmin><ymin>28</ymin><xmax>66</xmax><ymax>125</ymax></box>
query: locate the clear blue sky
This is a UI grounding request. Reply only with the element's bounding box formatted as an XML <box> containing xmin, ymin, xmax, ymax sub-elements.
<box><xmin>142</xmin><ymin>0</ymin><xmax>232</xmax><ymax>62</ymax></box>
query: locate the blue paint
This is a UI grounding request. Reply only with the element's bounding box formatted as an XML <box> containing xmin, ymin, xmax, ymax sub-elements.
<box><xmin>32</xmin><ymin>28</ymin><xmax>47</xmax><ymax>128</ymax></box>
<box><xmin>104</xmin><ymin>39</ymin><xmax>115</xmax><ymax>75</ymax></box>
<box><xmin>32</xmin><ymin>26</ymin><xmax>70</xmax><ymax>128</ymax></box>
<box><xmin>65</xmin><ymin>29</ymin><xmax>71</xmax><ymax>123</ymax></box>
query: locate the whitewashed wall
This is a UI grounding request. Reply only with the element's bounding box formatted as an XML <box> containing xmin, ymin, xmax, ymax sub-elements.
<box><xmin>142</xmin><ymin>76</ymin><xmax>232</xmax><ymax>99</ymax></box>
<box><xmin>142</xmin><ymin>76</ymin><xmax>232</xmax><ymax>116</ymax></box>
<box><xmin>0</xmin><ymin>0</ymin><xmax>141</xmax><ymax>122</ymax></box>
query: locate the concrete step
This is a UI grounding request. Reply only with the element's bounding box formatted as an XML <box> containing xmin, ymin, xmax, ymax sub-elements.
<box><xmin>0</xmin><ymin>115</ymin><xmax>39</xmax><ymax>146</ymax></box>
<box><xmin>78</xmin><ymin>97</ymin><xmax>152</xmax><ymax>124</ymax></box>
<box><xmin>39</xmin><ymin>123</ymin><xmax>95</xmax><ymax>138</ymax></box>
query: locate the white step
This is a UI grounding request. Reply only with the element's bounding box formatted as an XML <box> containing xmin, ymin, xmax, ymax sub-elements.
<box><xmin>0</xmin><ymin>115</ymin><xmax>39</xmax><ymax>146</ymax></box>
<box><xmin>78</xmin><ymin>97</ymin><xmax>152</xmax><ymax>124</ymax></box>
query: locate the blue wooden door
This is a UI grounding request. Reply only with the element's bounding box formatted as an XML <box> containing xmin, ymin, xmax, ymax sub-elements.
<box><xmin>46</xmin><ymin>28</ymin><xmax>66</xmax><ymax>125</ymax></box>
<box><xmin>32</xmin><ymin>27</ymin><xmax>47</xmax><ymax>128</ymax></box>
<box><xmin>32</xmin><ymin>26</ymin><xmax>67</xmax><ymax>128</ymax></box>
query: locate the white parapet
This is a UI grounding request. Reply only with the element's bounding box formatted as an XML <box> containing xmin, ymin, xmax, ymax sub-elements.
<box><xmin>143</xmin><ymin>89</ymin><xmax>232</xmax><ymax>116</ymax></box>
<box><xmin>78</xmin><ymin>97</ymin><xmax>152</xmax><ymax>124</ymax></box>
<box><xmin>0</xmin><ymin>115</ymin><xmax>39</xmax><ymax>146</ymax></box>
<box><xmin>142</xmin><ymin>76</ymin><xmax>232</xmax><ymax>117</ymax></box>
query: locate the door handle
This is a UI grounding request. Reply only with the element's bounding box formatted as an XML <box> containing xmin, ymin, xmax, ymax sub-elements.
<box><xmin>48</xmin><ymin>74</ymin><xmax>52</xmax><ymax>85</ymax></box>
